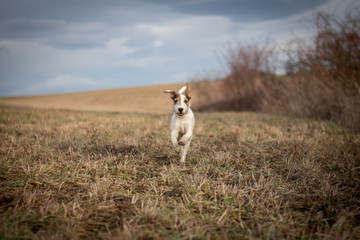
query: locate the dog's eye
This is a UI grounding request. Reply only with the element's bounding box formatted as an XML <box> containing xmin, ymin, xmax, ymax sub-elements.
<box><xmin>174</xmin><ymin>100</ymin><xmax>178</xmax><ymax>103</ymax></box>
<box><xmin>184</xmin><ymin>100</ymin><xmax>188</xmax><ymax>104</ymax></box>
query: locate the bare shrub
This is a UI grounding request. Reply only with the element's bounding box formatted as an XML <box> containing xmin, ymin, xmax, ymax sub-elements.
<box><xmin>288</xmin><ymin>9</ymin><xmax>360</xmax><ymax>130</ymax></box>
<box><xmin>196</xmin><ymin>42</ymin><xmax>289</xmax><ymax>113</ymax></box>
<box><xmin>191</xmin><ymin>77</ymin><xmax>226</xmax><ymax>110</ymax></box>
<box><xmin>196</xmin><ymin>8</ymin><xmax>360</xmax><ymax>130</ymax></box>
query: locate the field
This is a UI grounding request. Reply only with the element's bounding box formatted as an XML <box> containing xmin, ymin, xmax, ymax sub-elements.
<box><xmin>1</xmin><ymin>106</ymin><xmax>359</xmax><ymax>239</ymax></box>
<box><xmin>0</xmin><ymin>83</ymin><xmax>193</xmax><ymax>114</ymax></box>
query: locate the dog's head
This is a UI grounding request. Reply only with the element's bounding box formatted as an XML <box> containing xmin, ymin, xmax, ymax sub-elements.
<box><xmin>164</xmin><ymin>83</ymin><xmax>191</xmax><ymax>117</ymax></box>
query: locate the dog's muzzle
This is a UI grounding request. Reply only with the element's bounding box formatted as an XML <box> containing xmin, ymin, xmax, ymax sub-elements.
<box><xmin>177</xmin><ymin>108</ymin><xmax>184</xmax><ymax>116</ymax></box>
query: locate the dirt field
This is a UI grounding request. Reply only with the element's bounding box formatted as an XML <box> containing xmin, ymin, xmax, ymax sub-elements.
<box><xmin>1</xmin><ymin>107</ymin><xmax>359</xmax><ymax>239</ymax></box>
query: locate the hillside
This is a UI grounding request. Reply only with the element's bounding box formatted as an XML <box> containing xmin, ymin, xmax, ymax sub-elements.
<box><xmin>0</xmin><ymin>83</ymin><xmax>199</xmax><ymax>114</ymax></box>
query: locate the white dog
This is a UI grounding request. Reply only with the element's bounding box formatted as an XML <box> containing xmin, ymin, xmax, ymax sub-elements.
<box><xmin>164</xmin><ymin>83</ymin><xmax>195</xmax><ymax>163</ymax></box>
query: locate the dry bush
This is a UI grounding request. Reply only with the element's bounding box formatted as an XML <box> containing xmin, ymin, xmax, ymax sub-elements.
<box><xmin>196</xmin><ymin>9</ymin><xmax>360</xmax><ymax>131</ymax></box>
<box><xmin>286</xmin><ymin>10</ymin><xmax>360</xmax><ymax>130</ymax></box>
<box><xmin>196</xmin><ymin>42</ymin><xmax>289</xmax><ymax>113</ymax></box>
<box><xmin>191</xmin><ymin>78</ymin><xmax>225</xmax><ymax>110</ymax></box>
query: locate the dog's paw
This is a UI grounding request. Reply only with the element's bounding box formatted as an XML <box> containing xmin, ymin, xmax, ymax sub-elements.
<box><xmin>172</xmin><ymin>142</ymin><xmax>179</xmax><ymax>148</ymax></box>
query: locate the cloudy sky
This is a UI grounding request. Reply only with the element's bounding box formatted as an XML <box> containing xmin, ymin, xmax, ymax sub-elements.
<box><xmin>0</xmin><ymin>0</ymin><xmax>356</xmax><ymax>96</ymax></box>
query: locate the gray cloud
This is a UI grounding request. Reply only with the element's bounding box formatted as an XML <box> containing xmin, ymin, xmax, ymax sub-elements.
<box><xmin>0</xmin><ymin>0</ymin><xmax>356</xmax><ymax>96</ymax></box>
<box><xmin>145</xmin><ymin>0</ymin><xmax>329</xmax><ymax>21</ymax></box>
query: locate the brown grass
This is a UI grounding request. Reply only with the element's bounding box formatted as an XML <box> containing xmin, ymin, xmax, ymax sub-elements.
<box><xmin>1</xmin><ymin>107</ymin><xmax>359</xmax><ymax>239</ymax></box>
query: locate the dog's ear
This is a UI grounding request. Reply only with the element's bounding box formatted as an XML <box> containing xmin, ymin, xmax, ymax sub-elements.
<box><xmin>164</xmin><ymin>90</ymin><xmax>177</xmax><ymax>99</ymax></box>
<box><xmin>185</xmin><ymin>83</ymin><xmax>191</xmax><ymax>100</ymax></box>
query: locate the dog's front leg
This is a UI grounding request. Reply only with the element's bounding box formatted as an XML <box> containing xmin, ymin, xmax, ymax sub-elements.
<box><xmin>178</xmin><ymin>131</ymin><xmax>193</xmax><ymax>146</ymax></box>
<box><xmin>171</xmin><ymin>131</ymin><xmax>179</xmax><ymax>148</ymax></box>
<box><xmin>180</xmin><ymin>137</ymin><xmax>192</xmax><ymax>163</ymax></box>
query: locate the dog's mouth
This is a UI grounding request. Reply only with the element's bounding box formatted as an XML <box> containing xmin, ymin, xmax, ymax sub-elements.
<box><xmin>177</xmin><ymin>112</ymin><xmax>184</xmax><ymax>116</ymax></box>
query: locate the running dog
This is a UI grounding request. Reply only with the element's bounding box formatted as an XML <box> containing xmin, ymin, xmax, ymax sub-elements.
<box><xmin>164</xmin><ymin>83</ymin><xmax>195</xmax><ymax>163</ymax></box>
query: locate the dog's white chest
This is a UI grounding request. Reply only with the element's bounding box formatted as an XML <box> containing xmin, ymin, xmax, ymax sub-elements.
<box><xmin>178</xmin><ymin>119</ymin><xmax>188</xmax><ymax>135</ymax></box>
<box><xmin>171</xmin><ymin>109</ymin><xmax>194</xmax><ymax>136</ymax></box>
<box><xmin>171</xmin><ymin>116</ymin><xmax>186</xmax><ymax>135</ymax></box>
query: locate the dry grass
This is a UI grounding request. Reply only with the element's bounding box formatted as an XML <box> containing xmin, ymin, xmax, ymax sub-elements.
<box><xmin>1</xmin><ymin>106</ymin><xmax>359</xmax><ymax>239</ymax></box>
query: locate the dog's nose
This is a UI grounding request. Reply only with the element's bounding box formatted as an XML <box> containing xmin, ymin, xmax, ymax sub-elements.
<box><xmin>178</xmin><ymin>108</ymin><xmax>183</xmax><ymax>112</ymax></box>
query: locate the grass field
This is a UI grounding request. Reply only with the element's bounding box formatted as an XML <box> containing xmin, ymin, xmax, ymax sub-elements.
<box><xmin>1</xmin><ymin>106</ymin><xmax>359</xmax><ymax>239</ymax></box>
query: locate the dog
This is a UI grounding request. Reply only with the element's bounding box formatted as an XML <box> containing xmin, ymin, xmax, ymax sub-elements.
<box><xmin>164</xmin><ymin>83</ymin><xmax>195</xmax><ymax>163</ymax></box>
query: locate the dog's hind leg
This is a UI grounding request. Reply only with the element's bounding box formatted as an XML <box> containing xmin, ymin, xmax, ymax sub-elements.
<box><xmin>180</xmin><ymin>137</ymin><xmax>192</xmax><ymax>163</ymax></box>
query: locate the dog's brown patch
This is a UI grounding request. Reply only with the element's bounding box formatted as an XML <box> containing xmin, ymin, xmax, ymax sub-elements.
<box><xmin>173</xmin><ymin>93</ymin><xmax>181</xmax><ymax>104</ymax></box>
<box><xmin>185</xmin><ymin>96</ymin><xmax>190</xmax><ymax>107</ymax></box>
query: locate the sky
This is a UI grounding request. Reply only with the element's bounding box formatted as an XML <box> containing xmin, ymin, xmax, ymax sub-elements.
<box><xmin>0</xmin><ymin>0</ymin><xmax>357</xmax><ymax>96</ymax></box>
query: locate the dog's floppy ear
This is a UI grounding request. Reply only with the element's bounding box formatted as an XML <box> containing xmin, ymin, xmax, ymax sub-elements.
<box><xmin>185</xmin><ymin>83</ymin><xmax>191</xmax><ymax>100</ymax></box>
<box><xmin>164</xmin><ymin>90</ymin><xmax>177</xmax><ymax>99</ymax></box>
